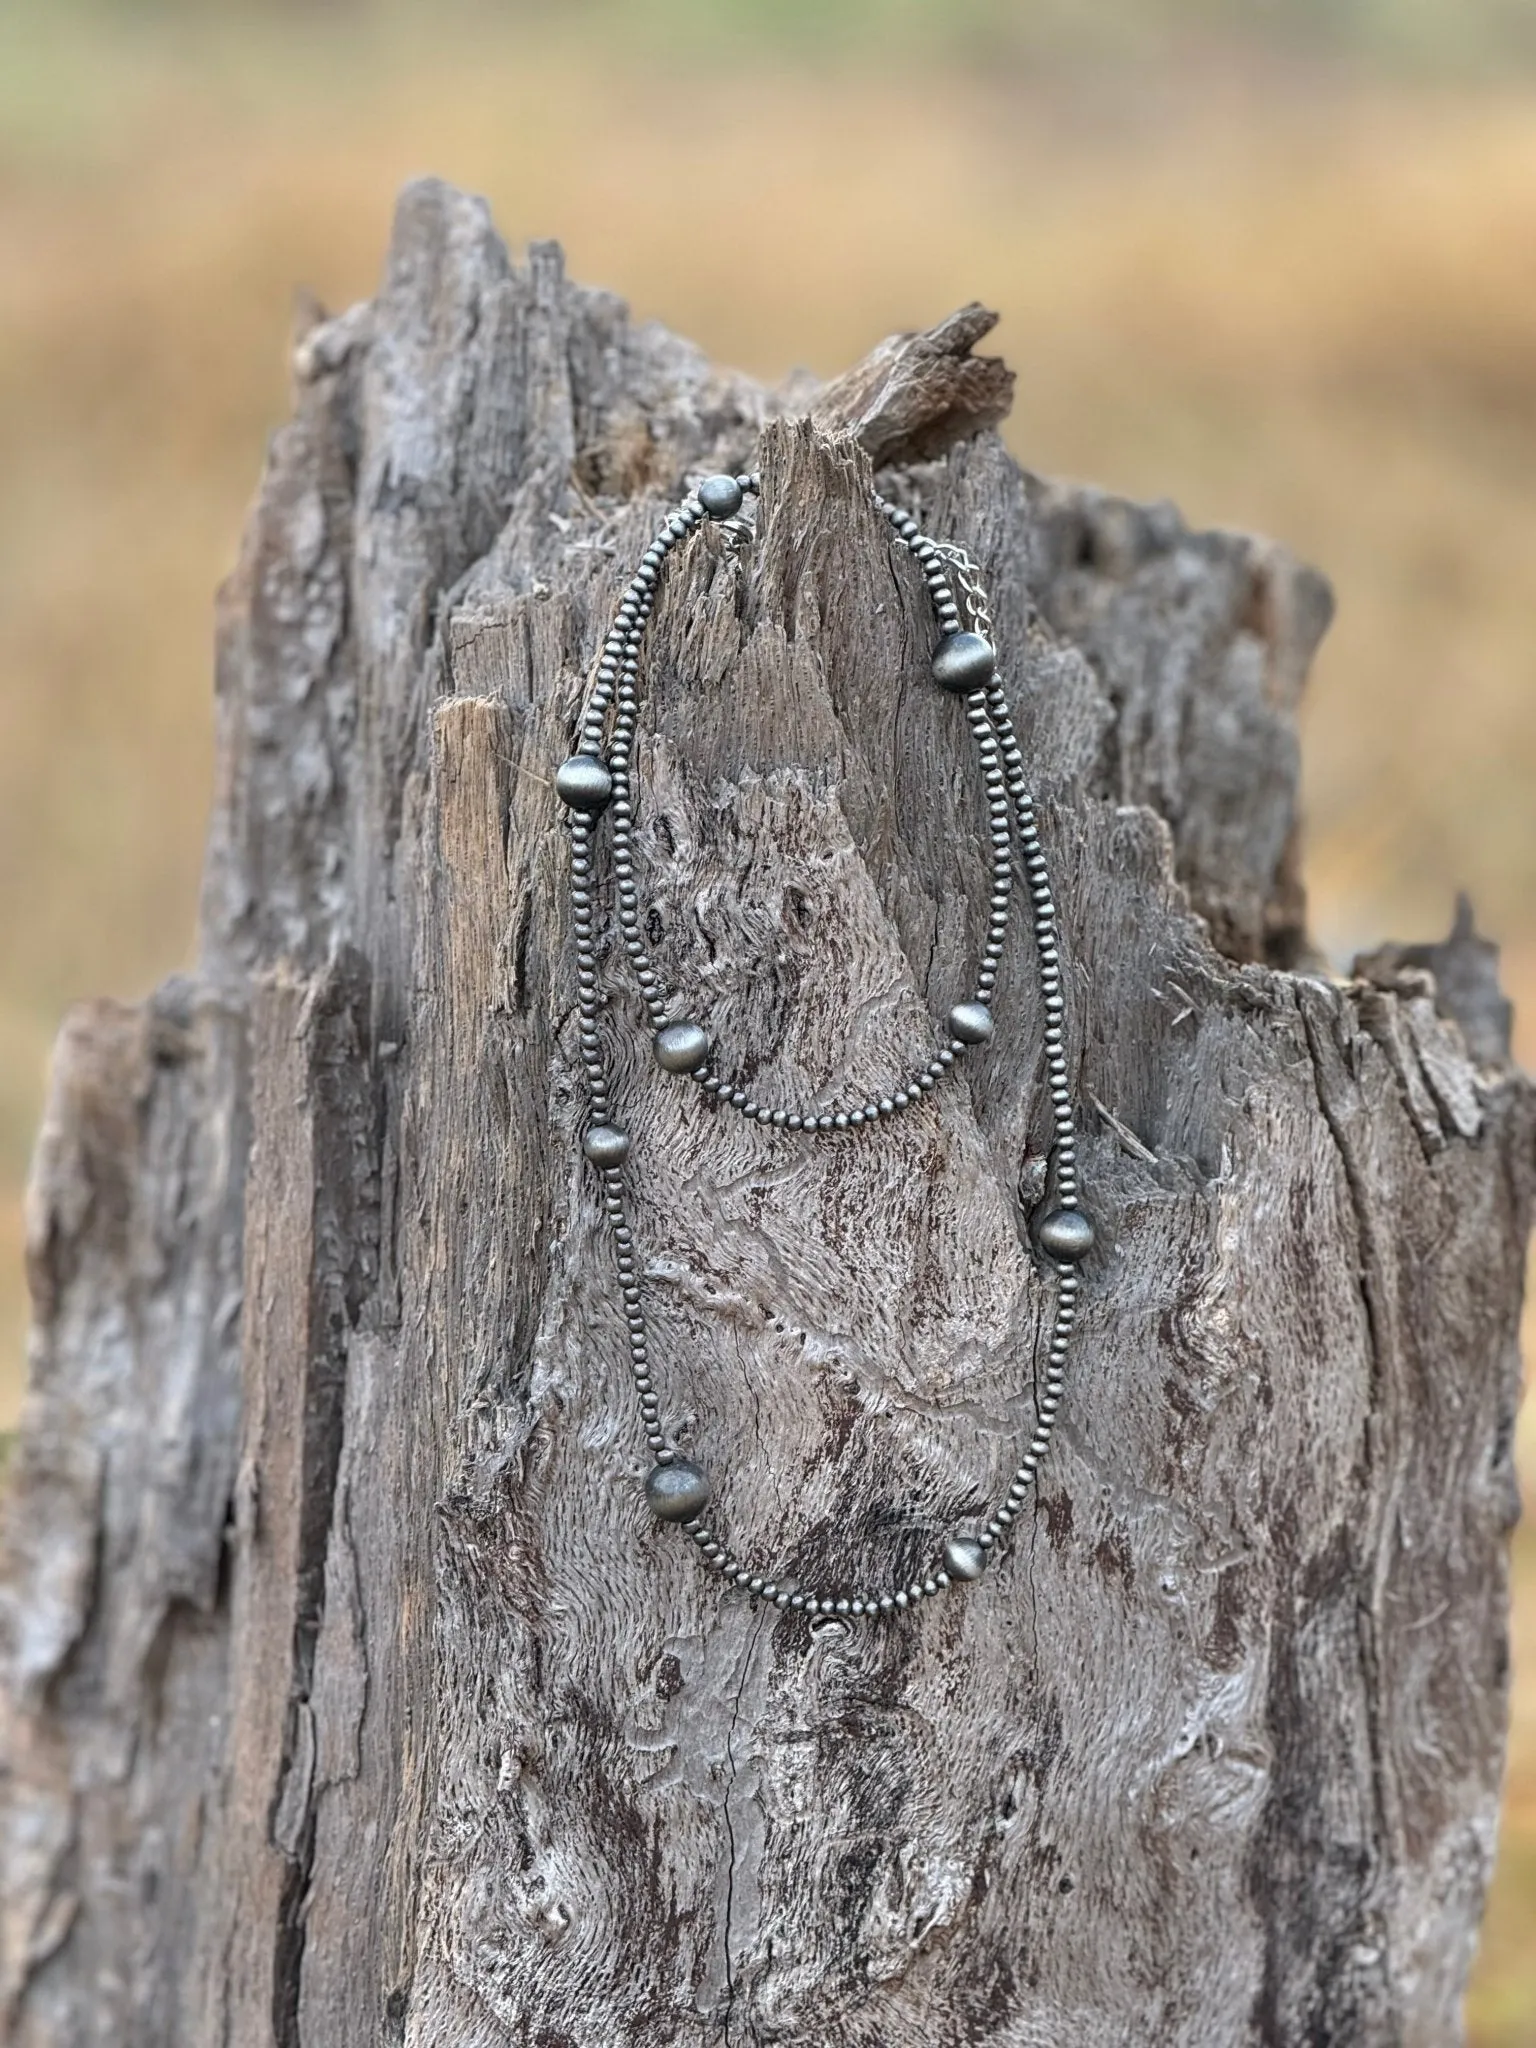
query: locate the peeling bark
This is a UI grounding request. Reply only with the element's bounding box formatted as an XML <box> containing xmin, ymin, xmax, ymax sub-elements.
<box><xmin>1</xmin><ymin>178</ymin><xmax>1531</xmax><ymax>2048</ymax></box>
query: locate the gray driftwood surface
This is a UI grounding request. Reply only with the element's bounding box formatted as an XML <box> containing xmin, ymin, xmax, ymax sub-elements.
<box><xmin>2</xmin><ymin>179</ymin><xmax>1532</xmax><ymax>2048</ymax></box>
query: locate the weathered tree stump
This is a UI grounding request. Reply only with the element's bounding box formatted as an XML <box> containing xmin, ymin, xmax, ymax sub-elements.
<box><xmin>2</xmin><ymin>179</ymin><xmax>1531</xmax><ymax>2047</ymax></box>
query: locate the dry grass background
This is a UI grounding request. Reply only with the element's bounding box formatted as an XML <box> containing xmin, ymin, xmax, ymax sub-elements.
<box><xmin>0</xmin><ymin>1</ymin><xmax>1533</xmax><ymax>2033</ymax></box>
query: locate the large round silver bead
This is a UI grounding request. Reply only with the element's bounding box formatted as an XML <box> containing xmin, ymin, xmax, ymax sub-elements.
<box><xmin>582</xmin><ymin>1124</ymin><xmax>630</xmax><ymax>1167</ymax></box>
<box><xmin>554</xmin><ymin>753</ymin><xmax>613</xmax><ymax>812</ymax></box>
<box><xmin>931</xmin><ymin>631</ymin><xmax>996</xmax><ymax>694</ymax></box>
<box><xmin>697</xmin><ymin>474</ymin><xmax>744</xmax><ymax>520</ymax></box>
<box><xmin>653</xmin><ymin>1021</ymin><xmax>710</xmax><ymax>1074</ymax></box>
<box><xmin>1038</xmin><ymin>1207</ymin><xmax>1095</xmax><ymax>1262</ymax></box>
<box><xmin>948</xmin><ymin>1000</ymin><xmax>994</xmax><ymax>1045</ymax></box>
<box><xmin>942</xmin><ymin>1536</ymin><xmax>987</xmax><ymax>1582</ymax></box>
<box><xmin>645</xmin><ymin>1459</ymin><xmax>711</xmax><ymax>1522</ymax></box>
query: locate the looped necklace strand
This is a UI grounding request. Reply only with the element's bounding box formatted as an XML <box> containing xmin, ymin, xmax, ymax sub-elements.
<box><xmin>556</xmin><ymin>468</ymin><xmax>1094</xmax><ymax>1619</ymax></box>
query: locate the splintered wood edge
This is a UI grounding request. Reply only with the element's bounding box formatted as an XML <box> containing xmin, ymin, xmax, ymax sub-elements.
<box><xmin>811</xmin><ymin>302</ymin><xmax>1015</xmax><ymax>466</ymax></box>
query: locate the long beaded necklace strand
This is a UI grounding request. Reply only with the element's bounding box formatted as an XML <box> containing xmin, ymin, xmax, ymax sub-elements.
<box><xmin>555</xmin><ymin>469</ymin><xmax>1094</xmax><ymax>1618</ymax></box>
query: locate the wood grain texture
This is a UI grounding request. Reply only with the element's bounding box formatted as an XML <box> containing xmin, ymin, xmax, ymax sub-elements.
<box><xmin>1</xmin><ymin>177</ymin><xmax>1531</xmax><ymax>2047</ymax></box>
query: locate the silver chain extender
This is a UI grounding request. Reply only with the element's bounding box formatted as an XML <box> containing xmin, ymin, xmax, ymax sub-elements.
<box><xmin>552</xmin><ymin>468</ymin><xmax>1094</xmax><ymax>1618</ymax></box>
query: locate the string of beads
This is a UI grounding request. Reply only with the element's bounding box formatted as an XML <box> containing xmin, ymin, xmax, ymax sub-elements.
<box><xmin>555</xmin><ymin>468</ymin><xmax>1093</xmax><ymax>1616</ymax></box>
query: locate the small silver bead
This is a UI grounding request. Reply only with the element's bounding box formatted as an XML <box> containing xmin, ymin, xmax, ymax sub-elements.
<box><xmin>645</xmin><ymin>1460</ymin><xmax>711</xmax><ymax>1522</ymax></box>
<box><xmin>948</xmin><ymin>1000</ymin><xmax>994</xmax><ymax>1045</ymax></box>
<box><xmin>555</xmin><ymin>754</ymin><xmax>613</xmax><ymax>812</ymax></box>
<box><xmin>932</xmin><ymin>632</ymin><xmax>996</xmax><ymax>693</ymax></box>
<box><xmin>698</xmin><ymin>474</ymin><xmax>745</xmax><ymax>519</ymax></box>
<box><xmin>1038</xmin><ymin>1207</ymin><xmax>1095</xmax><ymax>1261</ymax></box>
<box><xmin>654</xmin><ymin>1021</ymin><xmax>711</xmax><ymax>1073</ymax></box>
<box><xmin>943</xmin><ymin>1536</ymin><xmax>987</xmax><ymax>1582</ymax></box>
<box><xmin>582</xmin><ymin>1124</ymin><xmax>631</xmax><ymax>1167</ymax></box>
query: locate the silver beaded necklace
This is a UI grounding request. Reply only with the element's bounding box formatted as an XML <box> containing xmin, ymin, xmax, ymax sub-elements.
<box><xmin>556</xmin><ymin>468</ymin><xmax>1093</xmax><ymax>1619</ymax></box>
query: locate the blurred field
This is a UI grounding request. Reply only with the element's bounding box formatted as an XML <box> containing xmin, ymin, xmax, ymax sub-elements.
<box><xmin>0</xmin><ymin>1</ymin><xmax>1533</xmax><ymax>2034</ymax></box>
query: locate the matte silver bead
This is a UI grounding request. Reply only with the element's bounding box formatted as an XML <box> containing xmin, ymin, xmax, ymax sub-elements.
<box><xmin>948</xmin><ymin>1000</ymin><xmax>994</xmax><ymax>1045</ymax></box>
<box><xmin>943</xmin><ymin>1536</ymin><xmax>987</xmax><ymax>1582</ymax></box>
<box><xmin>653</xmin><ymin>1021</ymin><xmax>710</xmax><ymax>1073</ymax></box>
<box><xmin>1038</xmin><ymin>1207</ymin><xmax>1095</xmax><ymax>1261</ymax></box>
<box><xmin>555</xmin><ymin>754</ymin><xmax>613</xmax><ymax>812</ymax></box>
<box><xmin>645</xmin><ymin>1460</ymin><xmax>711</xmax><ymax>1521</ymax></box>
<box><xmin>697</xmin><ymin>474</ymin><xmax>744</xmax><ymax>520</ymax></box>
<box><xmin>931</xmin><ymin>631</ymin><xmax>996</xmax><ymax>693</ymax></box>
<box><xmin>582</xmin><ymin>1124</ymin><xmax>631</xmax><ymax>1167</ymax></box>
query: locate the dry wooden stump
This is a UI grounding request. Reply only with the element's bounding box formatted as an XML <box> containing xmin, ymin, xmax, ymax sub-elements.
<box><xmin>2</xmin><ymin>178</ymin><xmax>1531</xmax><ymax>2048</ymax></box>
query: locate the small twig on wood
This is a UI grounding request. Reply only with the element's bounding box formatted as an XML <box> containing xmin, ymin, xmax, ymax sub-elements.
<box><xmin>1089</xmin><ymin>1091</ymin><xmax>1160</xmax><ymax>1164</ymax></box>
